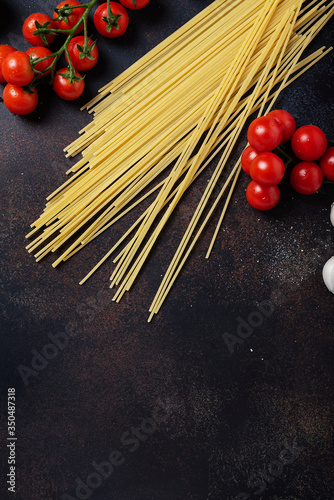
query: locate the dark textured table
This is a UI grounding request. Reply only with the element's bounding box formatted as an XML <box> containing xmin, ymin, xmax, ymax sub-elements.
<box><xmin>1</xmin><ymin>1</ymin><xmax>334</xmax><ymax>499</ymax></box>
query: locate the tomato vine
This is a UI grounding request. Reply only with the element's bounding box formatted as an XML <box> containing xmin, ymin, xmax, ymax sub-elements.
<box><xmin>29</xmin><ymin>0</ymin><xmax>100</xmax><ymax>85</ymax></box>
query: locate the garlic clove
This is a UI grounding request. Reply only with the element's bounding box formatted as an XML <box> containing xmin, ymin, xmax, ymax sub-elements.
<box><xmin>323</xmin><ymin>256</ymin><xmax>334</xmax><ymax>294</ymax></box>
<box><xmin>331</xmin><ymin>203</ymin><xmax>334</xmax><ymax>227</ymax></box>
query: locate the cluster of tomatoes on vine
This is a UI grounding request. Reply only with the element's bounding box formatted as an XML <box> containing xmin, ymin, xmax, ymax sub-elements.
<box><xmin>241</xmin><ymin>109</ymin><xmax>334</xmax><ymax>211</ymax></box>
<box><xmin>0</xmin><ymin>0</ymin><xmax>150</xmax><ymax>115</ymax></box>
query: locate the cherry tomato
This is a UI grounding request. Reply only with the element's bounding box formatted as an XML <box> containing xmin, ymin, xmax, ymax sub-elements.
<box><xmin>249</xmin><ymin>152</ymin><xmax>285</xmax><ymax>186</ymax></box>
<box><xmin>65</xmin><ymin>36</ymin><xmax>98</xmax><ymax>71</ymax></box>
<box><xmin>247</xmin><ymin>116</ymin><xmax>282</xmax><ymax>153</ymax></box>
<box><xmin>319</xmin><ymin>147</ymin><xmax>334</xmax><ymax>182</ymax></box>
<box><xmin>3</xmin><ymin>84</ymin><xmax>38</xmax><ymax>115</ymax></box>
<box><xmin>290</xmin><ymin>162</ymin><xmax>323</xmax><ymax>195</ymax></box>
<box><xmin>2</xmin><ymin>51</ymin><xmax>34</xmax><ymax>86</ymax></box>
<box><xmin>246</xmin><ymin>181</ymin><xmax>280</xmax><ymax>211</ymax></box>
<box><xmin>53</xmin><ymin>1</ymin><xmax>85</xmax><ymax>34</ymax></box>
<box><xmin>241</xmin><ymin>145</ymin><xmax>259</xmax><ymax>175</ymax></box>
<box><xmin>53</xmin><ymin>68</ymin><xmax>85</xmax><ymax>100</ymax></box>
<box><xmin>119</xmin><ymin>0</ymin><xmax>150</xmax><ymax>9</ymax></box>
<box><xmin>0</xmin><ymin>45</ymin><xmax>16</xmax><ymax>83</ymax></box>
<box><xmin>94</xmin><ymin>2</ymin><xmax>129</xmax><ymax>38</ymax></box>
<box><xmin>291</xmin><ymin>125</ymin><xmax>327</xmax><ymax>162</ymax></box>
<box><xmin>22</xmin><ymin>13</ymin><xmax>56</xmax><ymax>47</ymax></box>
<box><xmin>26</xmin><ymin>46</ymin><xmax>55</xmax><ymax>77</ymax></box>
<box><xmin>267</xmin><ymin>109</ymin><xmax>296</xmax><ymax>143</ymax></box>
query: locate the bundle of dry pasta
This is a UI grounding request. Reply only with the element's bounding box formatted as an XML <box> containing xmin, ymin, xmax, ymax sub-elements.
<box><xmin>27</xmin><ymin>0</ymin><xmax>334</xmax><ymax>319</ymax></box>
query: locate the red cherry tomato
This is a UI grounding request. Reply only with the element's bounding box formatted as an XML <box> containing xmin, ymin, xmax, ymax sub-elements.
<box><xmin>246</xmin><ymin>181</ymin><xmax>280</xmax><ymax>211</ymax></box>
<box><xmin>291</xmin><ymin>125</ymin><xmax>327</xmax><ymax>162</ymax></box>
<box><xmin>94</xmin><ymin>2</ymin><xmax>129</xmax><ymax>38</ymax></box>
<box><xmin>53</xmin><ymin>68</ymin><xmax>85</xmax><ymax>100</ymax></box>
<box><xmin>267</xmin><ymin>109</ymin><xmax>296</xmax><ymax>143</ymax></box>
<box><xmin>320</xmin><ymin>147</ymin><xmax>334</xmax><ymax>182</ymax></box>
<box><xmin>247</xmin><ymin>116</ymin><xmax>282</xmax><ymax>153</ymax></box>
<box><xmin>53</xmin><ymin>1</ymin><xmax>85</xmax><ymax>34</ymax></box>
<box><xmin>65</xmin><ymin>36</ymin><xmax>98</xmax><ymax>71</ymax></box>
<box><xmin>0</xmin><ymin>45</ymin><xmax>16</xmax><ymax>83</ymax></box>
<box><xmin>2</xmin><ymin>51</ymin><xmax>34</xmax><ymax>86</ymax></box>
<box><xmin>241</xmin><ymin>145</ymin><xmax>259</xmax><ymax>175</ymax></box>
<box><xmin>249</xmin><ymin>152</ymin><xmax>285</xmax><ymax>186</ymax></box>
<box><xmin>119</xmin><ymin>0</ymin><xmax>150</xmax><ymax>9</ymax></box>
<box><xmin>26</xmin><ymin>46</ymin><xmax>55</xmax><ymax>77</ymax></box>
<box><xmin>22</xmin><ymin>13</ymin><xmax>56</xmax><ymax>47</ymax></box>
<box><xmin>3</xmin><ymin>84</ymin><xmax>38</xmax><ymax>115</ymax></box>
<box><xmin>290</xmin><ymin>162</ymin><xmax>323</xmax><ymax>195</ymax></box>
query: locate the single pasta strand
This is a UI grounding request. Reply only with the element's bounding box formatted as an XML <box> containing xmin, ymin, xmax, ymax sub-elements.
<box><xmin>205</xmin><ymin>167</ymin><xmax>242</xmax><ymax>259</ymax></box>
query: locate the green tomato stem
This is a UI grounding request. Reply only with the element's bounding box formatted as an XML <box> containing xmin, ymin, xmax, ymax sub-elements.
<box><xmin>83</xmin><ymin>17</ymin><xmax>89</xmax><ymax>53</ymax></box>
<box><xmin>276</xmin><ymin>145</ymin><xmax>293</xmax><ymax>162</ymax></box>
<box><xmin>284</xmin><ymin>157</ymin><xmax>295</xmax><ymax>169</ymax></box>
<box><xmin>107</xmin><ymin>0</ymin><xmax>112</xmax><ymax>20</ymax></box>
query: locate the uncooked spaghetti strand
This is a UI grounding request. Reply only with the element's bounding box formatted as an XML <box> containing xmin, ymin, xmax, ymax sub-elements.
<box><xmin>206</xmin><ymin>166</ymin><xmax>242</xmax><ymax>259</ymax></box>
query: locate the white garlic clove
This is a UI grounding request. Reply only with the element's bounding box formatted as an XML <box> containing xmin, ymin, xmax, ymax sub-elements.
<box><xmin>323</xmin><ymin>256</ymin><xmax>334</xmax><ymax>294</ymax></box>
<box><xmin>330</xmin><ymin>203</ymin><xmax>334</xmax><ymax>227</ymax></box>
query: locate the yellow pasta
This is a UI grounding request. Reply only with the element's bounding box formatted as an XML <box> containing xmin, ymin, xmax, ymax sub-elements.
<box><xmin>27</xmin><ymin>0</ymin><xmax>334</xmax><ymax>319</ymax></box>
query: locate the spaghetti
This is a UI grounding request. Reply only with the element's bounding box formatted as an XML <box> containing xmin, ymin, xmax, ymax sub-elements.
<box><xmin>27</xmin><ymin>0</ymin><xmax>334</xmax><ymax>319</ymax></box>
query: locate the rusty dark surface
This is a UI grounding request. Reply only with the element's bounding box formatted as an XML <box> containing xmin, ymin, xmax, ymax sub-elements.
<box><xmin>0</xmin><ymin>1</ymin><xmax>334</xmax><ymax>499</ymax></box>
